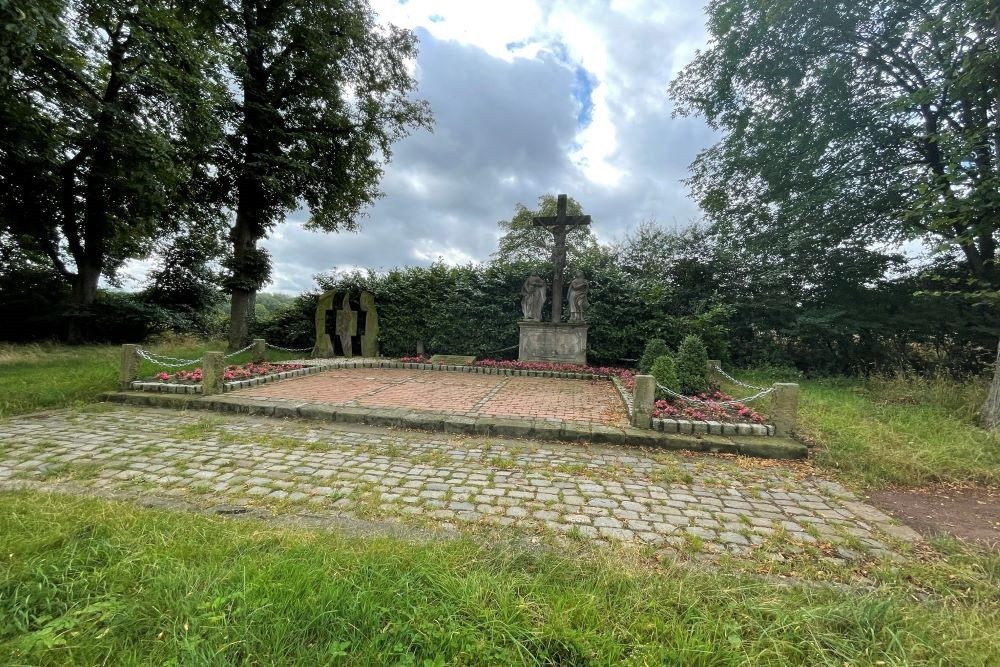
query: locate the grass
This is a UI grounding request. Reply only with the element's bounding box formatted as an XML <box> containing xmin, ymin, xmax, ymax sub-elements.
<box><xmin>797</xmin><ymin>374</ymin><xmax>1000</xmax><ymax>489</ymax></box>
<box><xmin>1</xmin><ymin>491</ymin><xmax>998</xmax><ymax>666</ymax></box>
<box><xmin>722</xmin><ymin>368</ymin><xmax>1000</xmax><ymax>489</ymax></box>
<box><xmin>0</xmin><ymin>340</ymin><xmax>308</xmax><ymax>419</ymax></box>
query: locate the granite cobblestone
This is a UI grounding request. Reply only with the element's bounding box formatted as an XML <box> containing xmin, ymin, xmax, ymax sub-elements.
<box><xmin>0</xmin><ymin>406</ymin><xmax>919</xmax><ymax>562</ymax></box>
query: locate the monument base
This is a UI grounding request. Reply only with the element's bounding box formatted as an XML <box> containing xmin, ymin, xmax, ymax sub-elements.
<box><xmin>518</xmin><ymin>321</ymin><xmax>588</xmax><ymax>365</ymax></box>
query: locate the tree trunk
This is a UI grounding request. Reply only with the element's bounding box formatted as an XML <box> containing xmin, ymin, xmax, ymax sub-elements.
<box><xmin>228</xmin><ymin>286</ymin><xmax>255</xmax><ymax>350</ymax></box>
<box><xmin>980</xmin><ymin>340</ymin><xmax>1000</xmax><ymax>429</ymax></box>
<box><xmin>67</xmin><ymin>260</ymin><xmax>102</xmax><ymax>343</ymax></box>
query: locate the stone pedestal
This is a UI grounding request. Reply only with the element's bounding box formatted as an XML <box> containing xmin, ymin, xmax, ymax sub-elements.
<box><xmin>518</xmin><ymin>321</ymin><xmax>588</xmax><ymax>365</ymax></box>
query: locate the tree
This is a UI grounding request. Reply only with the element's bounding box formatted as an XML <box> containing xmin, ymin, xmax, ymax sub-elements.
<box><xmin>0</xmin><ymin>0</ymin><xmax>223</xmax><ymax>339</ymax></box>
<box><xmin>492</xmin><ymin>194</ymin><xmax>600</xmax><ymax>267</ymax></box>
<box><xmin>212</xmin><ymin>0</ymin><xmax>433</xmax><ymax>349</ymax></box>
<box><xmin>143</xmin><ymin>223</ymin><xmax>226</xmax><ymax>334</ymax></box>
<box><xmin>670</xmin><ymin>0</ymin><xmax>1000</xmax><ymax>288</ymax></box>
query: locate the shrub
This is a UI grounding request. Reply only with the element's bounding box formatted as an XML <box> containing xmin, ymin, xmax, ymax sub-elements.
<box><xmin>639</xmin><ymin>339</ymin><xmax>670</xmax><ymax>374</ymax></box>
<box><xmin>650</xmin><ymin>355</ymin><xmax>679</xmax><ymax>400</ymax></box>
<box><xmin>676</xmin><ymin>334</ymin><xmax>709</xmax><ymax>394</ymax></box>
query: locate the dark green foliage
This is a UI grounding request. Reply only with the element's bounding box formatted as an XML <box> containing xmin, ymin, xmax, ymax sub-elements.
<box><xmin>142</xmin><ymin>226</ymin><xmax>225</xmax><ymax>336</ymax></box>
<box><xmin>0</xmin><ymin>0</ymin><xmax>225</xmax><ymax>315</ymax></box>
<box><xmin>215</xmin><ymin>0</ymin><xmax>433</xmax><ymax>347</ymax></box>
<box><xmin>639</xmin><ymin>339</ymin><xmax>670</xmax><ymax>374</ymax></box>
<box><xmin>676</xmin><ymin>335</ymin><xmax>709</xmax><ymax>395</ymax></box>
<box><xmin>650</xmin><ymin>355</ymin><xmax>678</xmax><ymax>399</ymax></box>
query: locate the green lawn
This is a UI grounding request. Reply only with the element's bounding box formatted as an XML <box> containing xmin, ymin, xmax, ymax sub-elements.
<box><xmin>0</xmin><ymin>492</ymin><xmax>997</xmax><ymax>666</ymax></box>
<box><xmin>0</xmin><ymin>341</ymin><xmax>307</xmax><ymax>419</ymax></box>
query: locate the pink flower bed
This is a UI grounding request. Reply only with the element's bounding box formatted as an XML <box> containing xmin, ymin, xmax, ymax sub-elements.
<box><xmin>473</xmin><ymin>358</ymin><xmax>637</xmax><ymax>389</ymax></box>
<box><xmin>652</xmin><ymin>390</ymin><xmax>767</xmax><ymax>424</ymax></box>
<box><xmin>399</xmin><ymin>355</ymin><xmax>430</xmax><ymax>363</ymax></box>
<box><xmin>152</xmin><ymin>362</ymin><xmax>304</xmax><ymax>384</ymax></box>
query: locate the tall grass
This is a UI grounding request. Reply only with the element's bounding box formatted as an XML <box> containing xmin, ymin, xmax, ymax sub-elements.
<box><xmin>798</xmin><ymin>373</ymin><xmax>1000</xmax><ymax>488</ymax></box>
<box><xmin>1</xmin><ymin>492</ymin><xmax>997</xmax><ymax>665</ymax></box>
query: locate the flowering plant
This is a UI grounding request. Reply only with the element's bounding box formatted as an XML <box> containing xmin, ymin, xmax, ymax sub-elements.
<box><xmin>651</xmin><ymin>388</ymin><xmax>767</xmax><ymax>424</ymax></box>
<box><xmin>149</xmin><ymin>362</ymin><xmax>304</xmax><ymax>385</ymax></box>
<box><xmin>399</xmin><ymin>355</ymin><xmax>430</xmax><ymax>363</ymax></box>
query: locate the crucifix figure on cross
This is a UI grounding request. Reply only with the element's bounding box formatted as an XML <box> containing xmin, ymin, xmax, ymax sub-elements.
<box><xmin>532</xmin><ymin>194</ymin><xmax>591</xmax><ymax>323</ymax></box>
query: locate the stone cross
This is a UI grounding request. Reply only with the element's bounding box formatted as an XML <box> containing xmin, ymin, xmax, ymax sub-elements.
<box><xmin>532</xmin><ymin>194</ymin><xmax>590</xmax><ymax>323</ymax></box>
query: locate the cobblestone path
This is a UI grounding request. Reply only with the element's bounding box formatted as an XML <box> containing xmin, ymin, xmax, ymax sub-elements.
<box><xmin>231</xmin><ymin>368</ymin><xmax>628</xmax><ymax>425</ymax></box>
<box><xmin>0</xmin><ymin>406</ymin><xmax>919</xmax><ymax>564</ymax></box>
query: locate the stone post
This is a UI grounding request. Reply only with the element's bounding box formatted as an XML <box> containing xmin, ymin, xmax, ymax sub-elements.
<box><xmin>252</xmin><ymin>338</ymin><xmax>266</xmax><ymax>363</ymax></box>
<box><xmin>202</xmin><ymin>351</ymin><xmax>225</xmax><ymax>396</ymax></box>
<box><xmin>771</xmin><ymin>383</ymin><xmax>800</xmax><ymax>437</ymax></box>
<box><xmin>120</xmin><ymin>344</ymin><xmax>140</xmax><ymax>390</ymax></box>
<box><xmin>707</xmin><ymin>359</ymin><xmax>721</xmax><ymax>387</ymax></box>
<box><xmin>632</xmin><ymin>375</ymin><xmax>655</xmax><ymax>429</ymax></box>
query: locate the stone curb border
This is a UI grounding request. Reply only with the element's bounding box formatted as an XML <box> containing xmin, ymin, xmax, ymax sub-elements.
<box><xmin>99</xmin><ymin>391</ymin><xmax>807</xmax><ymax>460</ymax></box>
<box><xmin>610</xmin><ymin>370</ymin><xmax>772</xmax><ymax>437</ymax></box>
<box><xmin>131</xmin><ymin>366</ymin><xmax>321</xmax><ymax>394</ymax></box>
<box><xmin>132</xmin><ymin>359</ymin><xmax>776</xmax><ymax>437</ymax></box>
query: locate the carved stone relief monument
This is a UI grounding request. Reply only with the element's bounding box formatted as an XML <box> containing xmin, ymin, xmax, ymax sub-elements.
<box><xmin>517</xmin><ymin>194</ymin><xmax>590</xmax><ymax>365</ymax></box>
<box><xmin>313</xmin><ymin>289</ymin><xmax>380</xmax><ymax>358</ymax></box>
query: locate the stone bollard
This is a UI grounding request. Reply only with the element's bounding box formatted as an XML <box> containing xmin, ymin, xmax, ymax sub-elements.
<box><xmin>202</xmin><ymin>351</ymin><xmax>225</xmax><ymax>396</ymax></box>
<box><xmin>632</xmin><ymin>375</ymin><xmax>655</xmax><ymax>429</ymax></box>
<box><xmin>252</xmin><ymin>338</ymin><xmax>266</xmax><ymax>363</ymax></box>
<box><xmin>771</xmin><ymin>383</ymin><xmax>800</xmax><ymax>437</ymax></box>
<box><xmin>707</xmin><ymin>359</ymin><xmax>721</xmax><ymax>387</ymax></box>
<box><xmin>120</xmin><ymin>344</ymin><xmax>140</xmax><ymax>390</ymax></box>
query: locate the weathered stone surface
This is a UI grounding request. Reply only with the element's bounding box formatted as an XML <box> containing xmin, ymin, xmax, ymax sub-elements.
<box><xmin>119</xmin><ymin>345</ymin><xmax>140</xmax><ymax>390</ymax></box>
<box><xmin>518</xmin><ymin>321</ymin><xmax>587</xmax><ymax>365</ymax></box>
<box><xmin>202</xmin><ymin>352</ymin><xmax>225</xmax><ymax>396</ymax></box>
<box><xmin>632</xmin><ymin>375</ymin><xmax>655</xmax><ymax>429</ymax></box>
<box><xmin>429</xmin><ymin>355</ymin><xmax>476</xmax><ymax>365</ymax></box>
<box><xmin>771</xmin><ymin>383</ymin><xmax>800</xmax><ymax>437</ymax></box>
<box><xmin>735</xmin><ymin>437</ymin><xmax>807</xmax><ymax>460</ymax></box>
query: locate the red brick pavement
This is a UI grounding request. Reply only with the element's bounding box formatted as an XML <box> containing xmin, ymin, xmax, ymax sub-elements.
<box><xmin>234</xmin><ymin>368</ymin><xmax>628</xmax><ymax>424</ymax></box>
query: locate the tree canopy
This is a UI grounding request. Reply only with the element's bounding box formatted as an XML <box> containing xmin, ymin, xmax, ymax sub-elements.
<box><xmin>213</xmin><ymin>0</ymin><xmax>433</xmax><ymax>348</ymax></box>
<box><xmin>670</xmin><ymin>0</ymin><xmax>1000</xmax><ymax>288</ymax></box>
<box><xmin>0</xmin><ymin>0</ymin><xmax>223</xmax><ymax>328</ymax></box>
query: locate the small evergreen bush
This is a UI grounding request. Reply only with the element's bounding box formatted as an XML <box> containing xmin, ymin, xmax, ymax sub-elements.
<box><xmin>650</xmin><ymin>355</ymin><xmax>679</xmax><ymax>400</ymax></box>
<box><xmin>676</xmin><ymin>334</ymin><xmax>709</xmax><ymax>394</ymax></box>
<box><xmin>639</xmin><ymin>338</ymin><xmax>670</xmax><ymax>374</ymax></box>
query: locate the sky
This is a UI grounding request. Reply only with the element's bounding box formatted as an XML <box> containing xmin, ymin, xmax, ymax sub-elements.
<box><xmin>129</xmin><ymin>0</ymin><xmax>716</xmax><ymax>293</ymax></box>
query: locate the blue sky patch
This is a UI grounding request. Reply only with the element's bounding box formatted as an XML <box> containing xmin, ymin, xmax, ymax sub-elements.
<box><xmin>572</xmin><ymin>66</ymin><xmax>596</xmax><ymax>128</ymax></box>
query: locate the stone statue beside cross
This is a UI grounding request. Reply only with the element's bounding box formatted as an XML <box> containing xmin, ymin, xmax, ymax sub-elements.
<box><xmin>517</xmin><ymin>193</ymin><xmax>591</xmax><ymax>364</ymax></box>
<box><xmin>524</xmin><ymin>193</ymin><xmax>590</xmax><ymax>323</ymax></box>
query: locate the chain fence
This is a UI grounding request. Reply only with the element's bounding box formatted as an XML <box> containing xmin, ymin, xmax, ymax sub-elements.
<box><xmin>136</xmin><ymin>348</ymin><xmax>200</xmax><ymax>369</ymax></box>
<box><xmin>711</xmin><ymin>364</ymin><xmax>768</xmax><ymax>392</ymax></box>
<box><xmin>223</xmin><ymin>342</ymin><xmax>255</xmax><ymax>359</ymax></box>
<box><xmin>266</xmin><ymin>342</ymin><xmax>314</xmax><ymax>353</ymax></box>
<box><xmin>655</xmin><ymin>382</ymin><xmax>774</xmax><ymax>406</ymax></box>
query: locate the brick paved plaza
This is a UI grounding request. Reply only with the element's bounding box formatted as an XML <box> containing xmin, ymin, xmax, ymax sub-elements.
<box><xmin>0</xmin><ymin>405</ymin><xmax>920</xmax><ymax>566</ymax></box>
<box><xmin>231</xmin><ymin>368</ymin><xmax>630</xmax><ymax>425</ymax></box>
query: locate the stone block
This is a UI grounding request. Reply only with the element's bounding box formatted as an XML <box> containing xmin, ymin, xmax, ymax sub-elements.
<box><xmin>517</xmin><ymin>321</ymin><xmax>587</xmax><ymax>364</ymax></box>
<box><xmin>202</xmin><ymin>351</ymin><xmax>225</xmax><ymax>395</ymax></box>
<box><xmin>735</xmin><ymin>437</ymin><xmax>807</xmax><ymax>460</ymax></box>
<box><xmin>119</xmin><ymin>344</ymin><xmax>140</xmax><ymax>390</ymax></box>
<box><xmin>429</xmin><ymin>355</ymin><xmax>475</xmax><ymax>365</ymax></box>
<box><xmin>771</xmin><ymin>383</ymin><xmax>799</xmax><ymax>437</ymax></box>
<box><xmin>589</xmin><ymin>424</ymin><xmax>626</xmax><ymax>445</ymax></box>
<box><xmin>632</xmin><ymin>375</ymin><xmax>654</xmax><ymax>429</ymax></box>
<box><xmin>252</xmin><ymin>338</ymin><xmax>266</xmax><ymax>363</ymax></box>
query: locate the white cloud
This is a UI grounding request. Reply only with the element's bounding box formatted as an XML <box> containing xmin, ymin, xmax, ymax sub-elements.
<box><xmin>113</xmin><ymin>2</ymin><xmax>714</xmax><ymax>294</ymax></box>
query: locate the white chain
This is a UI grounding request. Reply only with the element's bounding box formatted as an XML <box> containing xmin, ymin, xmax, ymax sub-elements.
<box><xmin>224</xmin><ymin>343</ymin><xmax>255</xmax><ymax>359</ymax></box>
<box><xmin>656</xmin><ymin>382</ymin><xmax>773</xmax><ymax>406</ymax></box>
<box><xmin>136</xmin><ymin>348</ymin><xmax>200</xmax><ymax>368</ymax></box>
<box><xmin>266</xmin><ymin>342</ymin><xmax>314</xmax><ymax>353</ymax></box>
<box><xmin>711</xmin><ymin>364</ymin><xmax>768</xmax><ymax>392</ymax></box>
